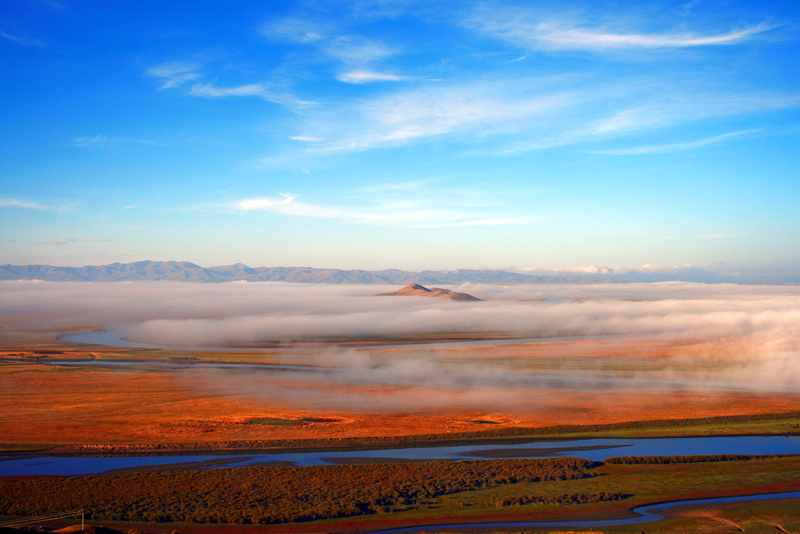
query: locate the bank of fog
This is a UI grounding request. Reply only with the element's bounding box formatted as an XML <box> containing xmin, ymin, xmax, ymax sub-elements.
<box><xmin>2</xmin><ymin>280</ymin><xmax>799</xmax><ymax>394</ymax></box>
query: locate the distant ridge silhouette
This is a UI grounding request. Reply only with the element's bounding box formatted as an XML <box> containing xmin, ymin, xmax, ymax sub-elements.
<box><xmin>0</xmin><ymin>261</ymin><xmax>590</xmax><ymax>284</ymax></box>
<box><xmin>1</xmin><ymin>260</ymin><xmax>788</xmax><ymax>284</ymax></box>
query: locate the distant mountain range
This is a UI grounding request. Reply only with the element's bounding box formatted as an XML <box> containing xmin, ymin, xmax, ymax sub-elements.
<box><xmin>0</xmin><ymin>260</ymin><xmax>796</xmax><ymax>284</ymax></box>
<box><xmin>0</xmin><ymin>261</ymin><xmax>599</xmax><ymax>284</ymax></box>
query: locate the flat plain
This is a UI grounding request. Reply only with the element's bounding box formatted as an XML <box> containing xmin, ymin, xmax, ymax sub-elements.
<box><xmin>1</xmin><ymin>281</ymin><xmax>800</xmax><ymax>533</ymax></box>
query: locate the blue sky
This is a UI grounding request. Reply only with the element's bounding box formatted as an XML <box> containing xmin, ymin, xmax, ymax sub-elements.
<box><xmin>1</xmin><ymin>0</ymin><xmax>799</xmax><ymax>273</ymax></box>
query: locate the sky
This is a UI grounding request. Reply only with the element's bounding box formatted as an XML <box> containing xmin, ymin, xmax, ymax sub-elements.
<box><xmin>1</xmin><ymin>0</ymin><xmax>799</xmax><ymax>273</ymax></box>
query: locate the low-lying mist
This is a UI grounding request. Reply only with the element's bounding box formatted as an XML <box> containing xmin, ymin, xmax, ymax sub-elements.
<box><xmin>2</xmin><ymin>280</ymin><xmax>799</xmax><ymax>398</ymax></box>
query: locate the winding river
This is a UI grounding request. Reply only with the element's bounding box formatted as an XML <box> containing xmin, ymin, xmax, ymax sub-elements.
<box><xmin>57</xmin><ymin>328</ymin><xmax>622</xmax><ymax>352</ymax></box>
<box><xmin>37</xmin><ymin>327</ymin><xmax>800</xmax><ymax>531</ymax></box>
<box><xmin>365</xmin><ymin>491</ymin><xmax>800</xmax><ymax>533</ymax></box>
<box><xmin>2</xmin><ymin>435</ymin><xmax>800</xmax><ymax>477</ymax></box>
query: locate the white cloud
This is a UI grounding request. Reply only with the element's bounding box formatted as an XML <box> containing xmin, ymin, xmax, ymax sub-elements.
<box><xmin>261</xmin><ymin>15</ymin><xmax>401</xmax><ymax>82</ymax></box>
<box><xmin>145</xmin><ymin>62</ymin><xmax>200</xmax><ymax>89</ymax></box>
<box><xmin>189</xmin><ymin>83</ymin><xmax>271</xmax><ymax>98</ymax></box>
<box><xmin>0</xmin><ymin>198</ymin><xmax>67</xmax><ymax>211</ymax></box>
<box><xmin>465</xmin><ymin>7</ymin><xmax>773</xmax><ymax>55</ymax></box>
<box><xmin>146</xmin><ymin>62</ymin><xmax>313</xmax><ymax>109</ymax></box>
<box><xmin>591</xmin><ymin>129</ymin><xmax>761</xmax><ymax>155</ymax></box>
<box><xmin>0</xmin><ymin>31</ymin><xmax>45</xmax><ymax>47</ymax></box>
<box><xmin>324</xmin><ymin>36</ymin><xmax>398</xmax><ymax>66</ymax></box>
<box><xmin>261</xmin><ymin>17</ymin><xmax>332</xmax><ymax>44</ymax></box>
<box><xmin>32</xmin><ymin>238</ymin><xmax>111</xmax><ymax>247</ymax></box>
<box><xmin>296</xmin><ymin>79</ymin><xmax>572</xmax><ymax>154</ymax></box>
<box><xmin>588</xmin><ymin>94</ymin><xmax>798</xmax><ymax>139</ymax></box>
<box><xmin>282</xmin><ymin>74</ymin><xmax>800</xmax><ymax>158</ymax></box>
<box><xmin>337</xmin><ymin>70</ymin><xmax>406</xmax><ymax>84</ymax></box>
<box><xmin>235</xmin><ymin>193</ymin><xmax>341</xmax><ymax>218</ymax></box>
<box><xmin>232</xmin><ymin>192</ymin><xmax>533</xmax><ymax>228</ymax></box>
<box><xmin>528</xmin><ymin>23</ymin><xmax>770</xmax><ymax>51</ymax></box>
<box><xmin>73</xmin><ymin>135</ymin><xmax>157</xmax><ymax>147</ymax></box>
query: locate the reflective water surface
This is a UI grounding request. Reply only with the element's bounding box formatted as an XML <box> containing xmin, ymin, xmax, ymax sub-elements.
<box><xmin>367</xmin><ymin>491</ymin><xmax>800</xmax><ymax>533</ymax></box>
<box><xmin>2</xmin><ymin>435</ymin><xmax>799</xmax><ymax>476</ymax></box>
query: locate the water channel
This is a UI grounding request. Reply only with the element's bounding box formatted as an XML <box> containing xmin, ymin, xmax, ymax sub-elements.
<box><xmin>366</xmin><ymin>491</ymin><xmax>800</xmax><ymax>533</ymax></box>
<box><xmin>37</xmin><ymin>328</ymin><xmax>800</xmax><ymax>531</ymax></box>
<box><xmin>57</xmin><ymin>328</ymin><xmax>622</xmax><ymax>352</ymax></box>
<box><xmin>2</xmin><ymin>435</ymin><xmax>799</xmax><ymax>477</ymax></box>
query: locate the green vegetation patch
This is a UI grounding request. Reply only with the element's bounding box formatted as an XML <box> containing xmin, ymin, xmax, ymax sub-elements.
<box><xmin>0</xmin><ymin>458</ymin><xmax>593</xmax><ymax>525</ymax></box>
<box><xmin>495</xmin><ymin>491</ymin><xmax>630</xmax><ymax>507</ymax></box>
<box><xmin>3</xmin><ymin>456</ymin><xmax>799</xmax><ymax>529</ymax></box>
<box><xmin>244</xmin><ymin>418</ymin><xmax>303</xmax><ymax>427</ymax></box>
<box><xmin>606</xmin><ymin>453</ymin><xmax>798</xmax><ymax>465</ymax></box>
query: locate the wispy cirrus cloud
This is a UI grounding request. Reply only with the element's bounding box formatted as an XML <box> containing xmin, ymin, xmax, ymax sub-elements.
<box><xmin>464</xmin><ymin>6</ymin><xmax>773</xmax><ymax>55</ymax></box>
<box><xmin>0</xmin><ymin>30</ymin><xmax>45</xmax><ymax>48</ymax></box>
<box><xmin>145</xmin><ymin>62</ymin><xmax>200</xmax><ymax>89</ymax></box>
<box><xmin>293</xmin><ymin>78</ymin><xmax>573</xmax><ymax>154</ymax></box>
<box><xmin>73</xmin><ymin>135</ymin><xmax>158</xmax><ymax>147</ymax></box>
<box><xmin>279</xmin><ymin>72</ymin><xmax>800</xmax><ymax>158</ymax></box>
<box><xmin>590</xmin><ymin>93</ymin><xmax>800</xmax><ymax>137</ymax></box>
<box><xmin>494</xmin><ymin>89</ymin><xmax>799</xmax><ymax>155</ymax></box>
<box><xmin>261</xmin><ymin>16</ymin><xmax>332</xmax><ymax>44</ymax></box>
<box><xmin>232</xmin><ymin>192</ymin><xmax>533</xmax><ymax>228</ymax></box>
<box><xmin>337</xmin><ymin>69</ymin><xmax>407</xmax><ymax>84</ymax></box>
<box><xmin>0</xmin><ymin>198</ymin><xmax>70</xmax><ymax>211</ymax></box>
<box><xmin>32</xmin><ymin>238</ymin><xmax>111</xmax><ymax>247</ymax></box>
<box><xmin>189</xmin><ymin>83</ymin><xmax>271</xmax><ymax>98</ymax></box>
<box><xmin>262</xmin><ymin>15</ymin><xmax>405</xmax><ymax>84</ymax></box>
<box><xmin>190</xmin><ymin>83</ymin><xmax>315</xmax><ymax>109</ymax></box>
<box><xmin>591</xmin><ymin>129</ymin><xmax>761</xmax><ymax>155</ymax></box>
<box><xmin>146</xmin><ymin>61</ymin><xmax>313</xmax><ymax>109</ymax></box>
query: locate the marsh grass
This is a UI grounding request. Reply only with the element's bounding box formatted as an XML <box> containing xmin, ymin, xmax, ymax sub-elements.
<box><xmin>1</xmin><ymin>456</ymin><xmax>799</xmax><ymax>531</ymax></box>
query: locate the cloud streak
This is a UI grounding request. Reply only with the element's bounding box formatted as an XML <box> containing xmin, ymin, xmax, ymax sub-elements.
<box><xmin>292</xmin><ymin>79</ymin><xmax>574</xmax><ymax>154</ymax></box>
<box><xmin>145</xmin><ymin>62</ymin><xmax>200</xmax><ymax>89</ymax></box>
<box><xmin>0</xmin><ymin>31</ymin><xmax>45</xmax><ymax>47</ymax></box>
<box><xmin>464</xmin><ymin>6</ymin><xmax>773</xmax><ymax>55</ymax></box>
<box><xmin>591</xmin><ymin>130</ymin><xmax>761</xmax><ymax>155</ymax></box>
<box><xmin>0</xmin><ymin>198</ymin><xmax>69</xmax><ymax>211</ymax></box>
<box><xmin>232</xmin><ymin>192</ymin><xmax>533</xmax><ymax>227</ymax></box>
<box><xmin>142</xmin><ymin>6</ymin><xmax>795</xmax><ymax>161</ymax></box>
<box><xmin>32</xmin><ymin>238</ymin><xmax>111</xmax><ymax>247</ymax></box>
<box><xmin>337</xmin><ymin>70</ymin><xmax>407</xmax><ymax>84</ymax></box>
<box><xmin>73</xmin><ymin>135</ymin><xmax>157</xmax><ymax>147</ymax></box>
<box><xmin>145</xmin><ymin>61</ymin><xmax>313</xmax><ymax>109</ymax></box>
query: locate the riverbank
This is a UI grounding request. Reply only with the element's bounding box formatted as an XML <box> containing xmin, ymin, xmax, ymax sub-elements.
<box><xmin>2</xmin><ymin>455</ymin><xmax>800</xmax><ymax>533</ymax></box>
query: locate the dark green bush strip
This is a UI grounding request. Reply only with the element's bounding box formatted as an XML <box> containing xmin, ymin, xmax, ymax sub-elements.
<box><xmin>0</xmin><ymin>458</ymin><xmax>594</xmax><ymax>525</ymax></box>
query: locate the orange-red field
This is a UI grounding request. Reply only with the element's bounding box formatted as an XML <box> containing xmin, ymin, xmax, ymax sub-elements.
<box><xmin>2</xmin><ymin>332</ymin><xmax>799</xmax><ymax>449</ymax></box>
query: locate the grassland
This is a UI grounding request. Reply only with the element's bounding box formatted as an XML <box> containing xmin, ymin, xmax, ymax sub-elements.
<box><xmin>1</xmin><ymin>455</ymin><xmax>799</xmax><ymax>532</ymax></box>
<box><xmin>2</xmin><ymin>334</ymin><xmax>800</xmax><ymax>451</ymax></box>
<box><xmin>2</xmin><ymin>325</ymin><xmax>800</xmax><ymax>533</ymax></box>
